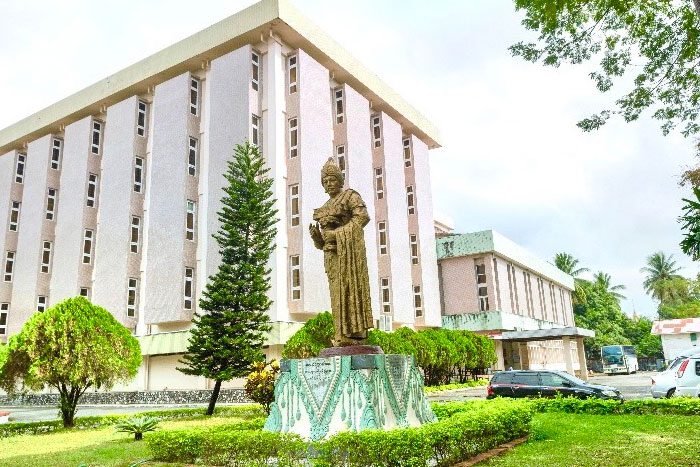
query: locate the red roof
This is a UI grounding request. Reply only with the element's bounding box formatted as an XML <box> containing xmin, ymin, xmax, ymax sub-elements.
<box><xmin>651</xmin><ymin>318</ymin><xmax>700</xmax><ymax>335</ymax></box>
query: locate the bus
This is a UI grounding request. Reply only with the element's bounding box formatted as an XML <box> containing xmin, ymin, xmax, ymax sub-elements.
<box><xmin>601</xmin><ymin>345</ymin><xmax>638</xmax><ymax>374</ymax></box>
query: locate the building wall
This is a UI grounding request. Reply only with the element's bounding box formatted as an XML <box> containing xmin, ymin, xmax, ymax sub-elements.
<box><xmin>661</xmin><ymin>333</ymin><xmax>700</xmax><ymax>360</ymax></box>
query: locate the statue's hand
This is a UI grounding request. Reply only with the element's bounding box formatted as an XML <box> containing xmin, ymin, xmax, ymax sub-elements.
<box><xmin>309</xmin><ymin>223</ymin><xmax>324</xmax><ymax>245</ymax></box>
<box><xmin>323</xmin><ymin>229</ymin><xmax>337</xmax><ymax>243</ymax></box>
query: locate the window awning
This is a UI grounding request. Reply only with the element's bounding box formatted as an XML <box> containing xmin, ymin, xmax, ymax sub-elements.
<box><xmin>494</xmin><ymin>326</ymin><xmax>595</xmax><ymax>342</ymax></box>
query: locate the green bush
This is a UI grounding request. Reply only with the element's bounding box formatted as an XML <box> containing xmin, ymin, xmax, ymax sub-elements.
<box><xmin>282</xmin><ymin>312</ymin><xmax>334</xmax><ymax>359</ymax></box>
<box><xmin>115</xmin><ymin>415</ymin><xmax>159</xmax><ymax>441</ymax></box>
<box><xmin>531</xmin><ymin>396</ymin><xmax>700</xmax><ymax>415</ymax></box>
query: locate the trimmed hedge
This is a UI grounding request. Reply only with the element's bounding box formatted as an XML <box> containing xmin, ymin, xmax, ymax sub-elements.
<box><xmin>146</xmin><ymin>399</ymin><xmax>532</xmax><ymax>467</ymax></box>
<box><xmin>531</xmin><ymin>396</ymin><xmax>700</xmax><ymax>415</ymax></box>
<box><xmin>424</xmin><ymin>379</ymin><xmax>488</xmax><ymax>393</ymax></box>
<box><xmin>0</xmin><ymin>404</ymin><xmax>265</xmax><ymax>438</ymax></box>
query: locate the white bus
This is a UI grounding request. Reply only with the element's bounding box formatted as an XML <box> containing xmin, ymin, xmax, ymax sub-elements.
<box><xmin>601</xmin><ymin>345</ymin><xmax>638</xmax><ymax>374</ymax></box>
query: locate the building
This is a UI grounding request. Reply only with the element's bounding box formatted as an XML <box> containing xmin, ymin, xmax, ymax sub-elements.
<box><xmin>437</xmin><ymin>230</ymin><xmax>593</xmax><ymax>379</ymax></box>
<box><xmin>0</xmin><ymin>0</ymin><xmax>442</xmax><ymax>392</ymax></box>
<box><xmin>651</xmin><ymin>318</ymin><xmax>700</xmax><ymax>361</ymax></box>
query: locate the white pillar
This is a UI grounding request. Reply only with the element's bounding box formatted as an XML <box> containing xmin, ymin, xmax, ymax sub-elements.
<box><xmin>576</xmin><ymin>337</ymin><xmax>589</xmax><ymax>381</ymax></box>
<box><xmin>494</xmin><ymin>339</ymin><xmax>505</xmax><ymax>371</ymax></box>
<box><xmin>562</xmin><ymin>336</ymin><xmax>574</xmax><ymax>377</ymax></box>
<box><xmin>518</xmin><ymin>342</ymin><xmax>529</xmax><ymax>370</ymax></box>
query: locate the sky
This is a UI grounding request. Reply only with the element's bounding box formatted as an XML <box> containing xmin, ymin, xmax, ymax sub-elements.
<box><xmin>1</xmin><ymin>0</ymin><xmax>698</xmax><ymax>318</ymax></box>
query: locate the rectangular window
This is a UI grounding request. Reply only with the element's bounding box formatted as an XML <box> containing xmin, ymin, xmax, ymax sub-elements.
<box><xmin>372</xmin><ymin>116</ymin><xmax>381</xmax><ymax>148</ymax></box>
<box><xmin>186</xmin><ymin>200</ymin><xmax>196</xmax><ymax>241</ymax></box>
<box><xmin>188</xmin><ymin>137</ymin><xmax>198</xmax><ymax>176</ymax></box>
<box><xmin>82</xmin><ymin>229</ymin><xmax>94</xmax><ymax>264</ymax></box>
<box><xmin>289</xmin><ymin>185</ymin><xmax>300</xmax><ymax>227</ymax></box>
<box><xmin>0</xmin><ymin>303</ymin><xmax>7</xmax><ymax>335</ymax></box>
<box><xmin>91</xmin><ymin>120</ymin><xmax>102</xmax><ymax>155</ymax></box>
<box><xmin>130</xmin><ymin>216</ymin><xmax>141</xmax><ymax>253</ymax></box>
<box><xmin>251</xmin><ymin>114</ymin><xmax>260</xmax><ymax>146</ymax></box>
<box><xmin>289</xmin><ymin>118</ymin><xmax>298</xmax><ymax>158</ymax></box>
<box><xmin>40</xmin><ymin>241</ymin><xmax>52</xmax><ymax>274</ymax></box>
<box><xmin>336</xmin><ymin>145</ymin><xmax>346</xmax><ymax>182</ymax></box>
<box><xmin>410</xmin><ymin>234</ymin><xmax>419</xmax><ymax>265</ymax></box>
<box><xmin>379</xmin><ymin>314</ymin><xmax>392</xmax><ymax>332</ymax></box>
<box><xmin>374</xmin><ymin>167</ymin><xmax>384</xmax><ymax>200</ymax></box>
<box><xmin>134</xmin><ymin>157</ymin><xmax>144</xmax><ymax>193</ymax></box>
<box><xmin>252</xmin><ymin>51</ymin><xmax>260</xmax><ymax>91</ymax></box>
<box><xmin>380</xmin><ymin>278</ymin><xmax>391</xmax><ymax>314</ymax></box>
<box><xmin>46</xmin><ymin>188</ymin><xmax>57</xmax><ymax>221</ymax></box>
<box><xmin>37</xmin><ymin>295</ymin><xmax>47</xmax><ymax>313</ymax></box>
<box><xmin>15</xmin><ymin>153</ymin><xmax>25</xmax><ymax>184</ymax></box>
<box><xmin>137</xmin><ymin>100</ymin><xmax>148</xmax><ymax>137</ymax></box>
<box><xmin>79</xmin><ymin>287</ymin><xmax>90</xmax><ymax>299</ymax></box>
<box><xmin>127</xmin><ymin>278</ymin><xmax>138</xmax><ymax>317</ymax></box>
<box><xmin>288</xmin><ymin>55</ymin><xmax>297</xmax><ymax>94</ymax></box>
<box><xmin>290</xmin><ymin>255</ymin><xmax>301</xmax><ymax>301</ymax></box>
<box><xmin>378</xmin><ymin>221</ymin><xmax>388</xmax><ymax>255</ymax></box>
<box><xmin>414</xmin><ymin>285</ymin><xmax>423</xmax><ymax>318</ymax></box>
<box><xmin>334</xmin><ymin>88</ymin><xmax>344</xmax><ymax>124</ymax></box>
<box><xmin>9</xmin><ymin>202</ymin><xmax>20</xmax><ymax>232</ymax></box>
<box><xmin>4</xmin><ymin>251</ymin><xmax>15</xmax><ymax>282</ymax></box>
<box><xmin>190</xmin><ymin>78</ymin><xmax>200</xmax><ymax>116</ymax></box>
<box><xmin>476</xmin><ymin>263</ymin><xmax>489</xmax><ymax>311</ymax></box>
<box><xmin>86</xmin><ymin>173</ymin><xmax>98</xmax><ymax>208</ymax></box>
<box><xmin>406</xmin><ymin>186</ymin><xmax>415</xmax><ymax>215</ymax></box>
<box><xmin>692</xmin><ymin>333</ymin><xmax>698</xmax><ymax>342</ymax></box>
<box><xmin>403</xmin><ymin>138</ymin><xmax>412</xmax><ymax>167</ymax></box>
<box><xmin>184</xmin><ymin>267</ymin><xmax>194</xmax><ymax>310</ymax></box>
<box><xmin>51</xmin><ymin>138</ymin><xmax>63</xmax><ymax>170</ymax></box>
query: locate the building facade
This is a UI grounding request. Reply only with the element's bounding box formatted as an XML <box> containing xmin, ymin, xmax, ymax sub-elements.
<box><xmin>652</xmin><ymin>318</ymin><xmax>700</xmax><ymax>361</ymax></box>
<box><xmin>0</xmin><ymin>0</ymin><xmax>441</xmax><ymax>391</ymax></box>
<box><xmin>437</xmin><ymin>230</ymin><xmax>592</xmax><ymax>378</ymax></box>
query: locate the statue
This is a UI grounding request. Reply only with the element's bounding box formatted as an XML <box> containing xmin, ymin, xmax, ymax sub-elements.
<box><xmin>309</xmin><ymin>158</ymin><xmax>374</xmax><ymax>347</ymax></box>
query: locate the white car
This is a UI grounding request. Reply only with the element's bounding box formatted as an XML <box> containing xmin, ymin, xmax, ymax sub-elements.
<box><xmin>675</xmin><ymin>356</ymin><xmax>700</xmax><ymax>397</ymax></box>
<box><xmin>651</xmin><ymin>357</ymin><xmax>684</xmax><ymax>398</ymax></box>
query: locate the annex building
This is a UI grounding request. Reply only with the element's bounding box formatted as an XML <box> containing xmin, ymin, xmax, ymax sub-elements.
<box><xmin>0</xmin><ymin>0</ymin><xmax>442</xmax><ymax>392</ymax></box>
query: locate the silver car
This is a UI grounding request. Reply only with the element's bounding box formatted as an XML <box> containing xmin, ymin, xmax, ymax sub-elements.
<box><xmin>651</xmin><ymin>348</ymin><xmax>700</xmax><ymax>398</ymax></box>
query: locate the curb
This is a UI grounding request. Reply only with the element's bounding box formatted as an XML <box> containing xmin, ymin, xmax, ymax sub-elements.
<box><xmin>453</xmin><ymin>435</ymin><xmax>530</xmax><ymax>466</ymax></box>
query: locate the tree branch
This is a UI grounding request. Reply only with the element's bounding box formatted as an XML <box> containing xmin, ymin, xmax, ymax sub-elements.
<box><xmin>693</xmin><ymin>0</ymin><xmax>700</xmax><ymax>23</ymax></box>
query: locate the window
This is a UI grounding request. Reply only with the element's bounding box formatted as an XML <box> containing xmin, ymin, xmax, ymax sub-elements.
<box><xmin>127</xmin><ymin>278</ymin><xmax>138</xmax><ymax>317</ymax></box>
<box><xmin>46</xmin><ymin>188</ymin><xmax>57</xmax><ymax>221</ymax></box>
<box><xmin>86</xmin><ymin>173</ymin><xmax>98</xmax><ymax>208</ymax></box>
<box><xmin>692</xmin><ymin>333</ymin><xmax>698</xmax><ymax>342</ymax></box>
<box><xmin>134</xmin><ymin>157</ymin><xmax>144</xmax><ymax>193</ymax></box>
<box><xmin>290</xmin><ymin>255</ymin><xmax>301</xmax><ymax>300</ymax></box>
<box><xmin>511</xmin><ymin>373</ymin><xmax>539</xmax><ymax>386</ymax></box>
<box><xmin>40</xmin><ymin>241</ymin><xmax>52</xmax><ymax>274</ymax></box>
<box><xmin>406</xmin><ymin>186</ymin><xmax>415</xmax><ymax>215</ymax></box>
<box><xmin>539</xmin><ymin>373</ymin><xmax>570</xmax><ymax>387</ymax></box>
<box><xmin>372</xmin><ymin>116</ymin><xmax>381</xmax><ymax>148</ymax></box>
<box><xmin>0</xmin><ymin>303</ymin><xmax>7</xmax><ymax>335</ymax></box>
<box><xmin>251</xmin><ymin>51</ymin><xmax>260</xmax><ymax>91</ymax></box>
<box><xmin>4</xmin><ymin>251</ymin><xmax>15</xmax><ymax>282</ymax></box>
<box><xmin>289</xmin><ymin>185</ymin><xmax>300</xmax><ymax>227</ymax></box>
<box><xmin>184</xmin><ymin>267</ymin><xmax>194</xmax><ymax>310</ymax></box>
<box><xmin>377</xmin><ymin>221</ymin><xmax>388</xmax><ymax>255</ymax></box>
<box><xmin>36</xmin><ymin>296</ymin><xmax>47</xmax><ymax>313</ymax></box>
<box><xmin>288</xmin><ymin>118</ymin><xmax>298</xmax><ymax>158</ymax></box>
<box><xmin>82</xmin><ymin>229</ymin><xmax>94</xmax><ymax>264</ymax></box>
<box><xmin>251</xmin><ymin>114</ymin><xmax>260</xmax><ymax>146</ymax></box>
<box><xmin>188</xmin><ymin>137</ymin><xmax>198</xmax><ymax>176</ymax></box>
<box><xmin>15</xmin><ymin>153</ymin><xmax>25</xmax><ymax>184</ymax></box>
<box><xmin>374</xmin><ymin>167</ymin><xmax>384</xmax><ymax>200</ymax></box>
<box><xmin>379</xmin><ymin>314</ymin><xmax>392</xmax><ymax>332</ymax></box>
<box><xmin>9</xmin><ymin>202</ymin><xmax>20</xmax><ymax>232</ymax></box>
<box><xmin>91</xmin><ymin>120</ymin><xmax>102</xmax><ymax>155</ymax></box>
<box><xmin>410</xmin><ymin>234</ymin><xmax>419</xmax><ymax>265</ymax></box>
<box><xmin>79</xmin><ymin>287</ymin><xmax>90</xmax><ymax>299</ymax></box>
<box><xmin>186</xmin><ymin>200</ymin><xmax>196</xmax><ymax>241</ymax></box>
<box><xmin>334</xmin><ymin>88</ymin><xmax>344</xmax><ymax>124</ymax></box>
<box><xmin>137</xmin><ymin>100</ymin><xmax>148</xmax><ymax>137</ymax></box>
<box><xmin>476</xmin><ymin>263</ymin><xmax>489</xmax><ymax>311</ymax></box>
<box><xmin>414</xmin><ymin>285</ymin><xmax>423</xmax><ymax>318</ymax></box>
<box><xmin>51</xmin><ymin>138</ymin><xmax>63</xmax><ymax>170</ymax></box>
<box><xmin>380</xmin><ymin>278</ymin><xmax>391</xmax><ymax>314</ymax></box>
<box><xmin>130</xmin><ymin>216</ymin><xmax>141</xmax><ymax>253</ymax></box>
<box><xmin>190</xmin><ymin>78</ymin><xmax>200</xmax><ymax>116</ymax></box>
<box><xmin>403</xmin><ymin>138</ymin><xmax>412</xmax><ymax>167</ymax></box>
<box><xmin>336</xmin><ymin>145</ymin><xmax>346</xmax><ymax>182</ymax></box>
<box><xmin>288</xmin><ymin>55</ymin><xmax>297</xmax><ymax>94</ymax></box>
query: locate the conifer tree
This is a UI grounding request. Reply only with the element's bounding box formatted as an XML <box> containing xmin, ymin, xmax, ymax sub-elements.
<box><xmin>179</xmin><ymin>142</ymin><xmax>277</xmax><ymax>415</ymax></box>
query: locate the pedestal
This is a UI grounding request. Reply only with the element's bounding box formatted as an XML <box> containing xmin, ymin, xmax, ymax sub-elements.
<box><xmin>263</xmin><ymin>353</ymin><xmax>436</xmax><ymax>440</ymax></box>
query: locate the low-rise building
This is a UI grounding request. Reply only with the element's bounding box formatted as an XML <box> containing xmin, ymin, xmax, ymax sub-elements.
<box><xmin>651</xmin><ymin>318</ymin><xmax>700</xmax><ymax>360</ymax></box>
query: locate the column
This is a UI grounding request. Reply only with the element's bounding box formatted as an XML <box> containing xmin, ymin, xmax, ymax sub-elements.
<box><xmin>562</xmin><ymin>336</ymin><xmax>575</xmax><ymax>376</ymax></box>
<box><xmin>518</xmin><ymin>342</ymin><xmax>530</xmax><ymax>370</ymax></box>
<box><xmin>494</xmin><ymin>339</ymin><xmax>505</xmax><ymax>371</ymax></box>
<box><xmin>576</xmin><ymin>337</ymin><xmax>589</xmax><ymax>381</ymax></box>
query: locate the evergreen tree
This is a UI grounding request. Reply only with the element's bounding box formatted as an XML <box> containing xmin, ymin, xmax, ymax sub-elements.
<box><xmin>178</xmin><ymin>142</ymin><xmax>277</xmax><ymax>415</ymax></box>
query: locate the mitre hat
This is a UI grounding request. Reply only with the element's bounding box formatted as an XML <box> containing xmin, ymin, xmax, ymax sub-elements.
<box><xmin>321</xmin><ymin>157</ymin><xmax>343</xmax><ymax>183</ymax></box>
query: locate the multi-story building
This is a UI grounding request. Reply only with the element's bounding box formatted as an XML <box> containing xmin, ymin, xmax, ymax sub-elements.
<box><xmin>0</xmin><ymin>0</ymin><xmax>442</xmax><ymax>391</ymax></box>
<box><xmin>437</xmin><ymin>230</ymin><xmax>593</xmax><ymax>379</ymax></box>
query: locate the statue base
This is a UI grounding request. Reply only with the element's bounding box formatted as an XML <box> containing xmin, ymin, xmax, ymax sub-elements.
<box><xmin>318</xmin><ymin>345</ymin><xmax>384</xmax><ymax>357</ymax></box>
<box><xmin>263</xmin><ymin>353</ymin><xmax>436</xmax><ymax>441</ymax></box>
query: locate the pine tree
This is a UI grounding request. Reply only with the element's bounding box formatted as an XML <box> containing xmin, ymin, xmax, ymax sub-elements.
<box><xmin>178</xmin><ymin>142</ymin><xmax>277</xmax><ymax>415</ymax></box>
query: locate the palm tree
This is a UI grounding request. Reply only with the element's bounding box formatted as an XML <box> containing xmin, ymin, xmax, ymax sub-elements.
<box><xmin>553</xmin><ymin>253</ymin><xmax>589</xmax><ymax>278</ymax></box>
<box><xmin>593</xmin><ymin>271</ymin><xmax>626</xmax><ymax>301</ymax></box>
<box><xmin>640</xmin><ymin>252</ymin><xmax>683</xmax><ymax>302</ymax></box>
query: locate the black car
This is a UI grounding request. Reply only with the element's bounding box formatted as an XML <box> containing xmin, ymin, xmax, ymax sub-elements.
<box><xmin>487</xmin><ymin>370</ymin><xmax>623</xmax><ymax>400</ymax></box>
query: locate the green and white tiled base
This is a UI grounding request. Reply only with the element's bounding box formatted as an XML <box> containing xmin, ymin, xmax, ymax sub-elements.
<box><xmin>263</xmin><ymin>354</ymin><xmax>436</xmax><ymax>441</ymax></box>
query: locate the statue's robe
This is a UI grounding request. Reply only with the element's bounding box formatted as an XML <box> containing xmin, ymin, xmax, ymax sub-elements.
<box><xmin>313</xmin><ymin>189</ymin><xmax>373</xmax><ymax>343</ymax></box>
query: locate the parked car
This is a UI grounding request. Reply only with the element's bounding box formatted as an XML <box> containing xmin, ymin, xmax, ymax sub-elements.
<box><xmin>651</xmin><ymin>357</ymin><xmax>684</xmax><ymax>398</ymax></box>
<box><xmin>487</xmin><ymin>370</ymin><xmax>623</xmax><ymax>400</ymax></box>
<box><xmin>675</xmin><ymin>356</ymin><xmax>700</xmax><ymax>398</ymax></box>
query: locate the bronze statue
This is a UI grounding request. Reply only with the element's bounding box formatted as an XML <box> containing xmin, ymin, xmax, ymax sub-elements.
<box><xmin>309</xmin><ymin>158</ymin><xmax>374</xmax><ymax>346</ymax></box>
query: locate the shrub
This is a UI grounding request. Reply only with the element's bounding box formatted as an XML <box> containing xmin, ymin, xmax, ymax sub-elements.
<box><xmin>245</xmin><ymin>361</ymin><xmax>280</xmax><ymax>414</ymax></box>
<box><xmin>282</xmin><ymin>312</ymin><xmax>334</xmax><ymax>358</ymax></box>
<box><xmin>115</xmin><ymin>415</ymin><xmax>159</xmax><ymax>441</ymax></box>
<box><xmin>531</xmin><ymin>396</ymin><xmax>700</xmax><ymax>415</ymax></box>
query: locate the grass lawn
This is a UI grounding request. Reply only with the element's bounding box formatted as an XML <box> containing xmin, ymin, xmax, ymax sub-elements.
<box><xmin>485</xmin><ymin>412</ymin><xmax>700</xmax><ymax>466</ymax></box>
<box><xmin>0</xmin><ymin>415</ymin><xmax>245</xmax><ymax>467</ymax></box>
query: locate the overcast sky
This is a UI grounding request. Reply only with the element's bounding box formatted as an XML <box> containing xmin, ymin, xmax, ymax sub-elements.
<box><xmin>2</xmin><ymin>0</ymin><xmax>698</xmax><ymax>318</ymax></box>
